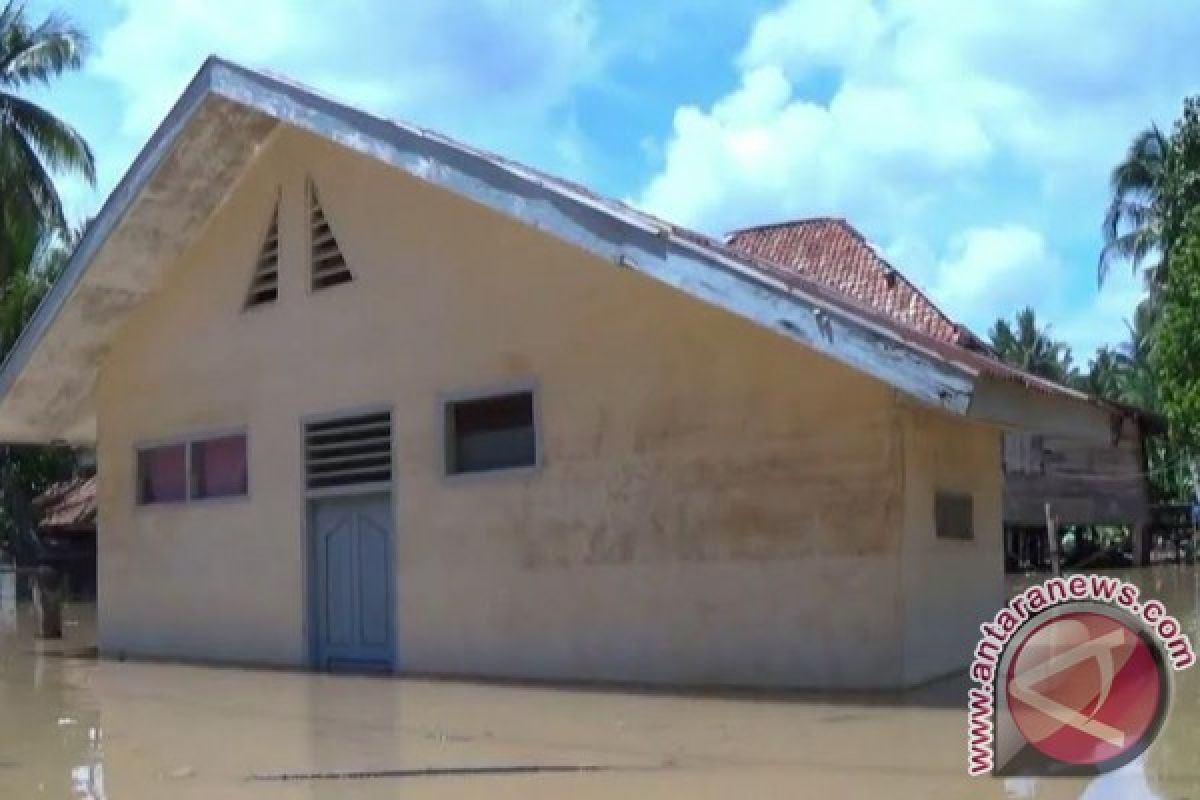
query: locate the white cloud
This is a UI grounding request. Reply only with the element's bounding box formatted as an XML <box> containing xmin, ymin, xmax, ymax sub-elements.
<box><xmin>887</xmin><ymin>224</ymin><xmax>1141</xmax><ymax>359</ymax></box>
<box><xmin>1056</xmin><ymin>266</ymin><xmax>1146</xmax><ymax>359</ymax></box>
<box><xmin>740</xmin><ymin>0</ymin><xmax>885</xmax><ymax>76</ymax></box>
<box><xmin>902</xmin><ymin>225</ymin><xmax>1063</xmax><ymax>328</ymax></box>
<box><xmin>91</xmin><ymin>0</ymin><xmax>600</xmax><ymax>150</ymax></box>
<box><xmin>635</xmin><ymin>0</ymin><xmax>1200</xmax><ymax>354</ymax></box>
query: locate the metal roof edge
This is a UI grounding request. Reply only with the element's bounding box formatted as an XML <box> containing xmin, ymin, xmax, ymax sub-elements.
<box><xmin>0</xmin><ymin>57</ymin><xmax>224</xmax><ymax>411</ymax></box>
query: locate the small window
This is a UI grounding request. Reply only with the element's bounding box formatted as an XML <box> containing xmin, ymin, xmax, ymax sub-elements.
<box><xmin>445</xmin><ymin>390</ymin><xmax>537</xmax><ymax>476</ymax></box>
<box><xmin>935</xmin><ymin>491</ymin><xmax>974</xmax><ymax>540</ymax></box>
<box><xmin>137</xmin><ymin>443</ymin><xmax>187</xmax><ymax>504</ymax></box>
<box><xmin>191</xmin><ymin>434</ymin><xmax>249</xmax><ymax>499</ymax></box>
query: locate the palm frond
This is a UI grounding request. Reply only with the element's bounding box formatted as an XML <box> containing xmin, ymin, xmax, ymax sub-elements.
<box><xmin>1099</xmin><ymin>124</ymin><xmax>1169</xmax><ymax>286</ymax></box>
<box><xmin>0</xmin><ymin>91</ymin><xmax>95</xmax><ymax>182</ymax></box>
<box><xmin>0</xmin><ymin>128</ymin><xmax>66</xmax><ymax>232</ymax></box>
<box><xmin>0</xmin><ymin>3</ymin><xmax>86</xmax><ymax>89</ymax></box>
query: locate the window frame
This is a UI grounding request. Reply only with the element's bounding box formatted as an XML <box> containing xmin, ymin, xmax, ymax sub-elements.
<box><xmin>134</xmin><ymin>427</ymin><xmax>251</xmax><ymax>507</ymax></box>
<box><xmin>934</xmin><ymin>490</ymin><xmax>975</xmax><ymax>542</ymax></box>
<box><xmin>134</xmin><ymin>439</ymin><xmax>188</xmax><ymax>506</ymax></box>
<box><xmin>439</xmin><ymin>381</ymin><xmax>541</xmax><ymax>483</ymax></box>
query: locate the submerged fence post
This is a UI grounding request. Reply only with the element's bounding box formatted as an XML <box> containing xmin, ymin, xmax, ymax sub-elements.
<box><xmin>1044</xmin><ymin>503</ymin><xmax>1061</xmax><ymax>578</ymax></box>
<box><xmin>32</xmin><ymin>565</ymin><xmax>64</xmax><ymax>639</ymax></box>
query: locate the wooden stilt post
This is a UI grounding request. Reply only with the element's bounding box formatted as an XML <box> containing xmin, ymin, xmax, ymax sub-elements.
<box><xmin>1044</xmin><ymin>503</ymin><xmax>1061</xmax><ymax>577</ymax></box>
<box><xmin>32</xmin><ymin>565</ymin><xmax>63</xmax><ymax>639</ymax></box>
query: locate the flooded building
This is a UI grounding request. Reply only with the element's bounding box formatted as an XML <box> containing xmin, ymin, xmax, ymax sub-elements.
<box><xmin>0</xmin><ymin>58</ymin><xmax>1125</xmax><ymax>690</ymax></box>
<box><xmin>729</xmin><ymin>219</ymin><xmax>1165</xmax><ymax>569</ymax></box>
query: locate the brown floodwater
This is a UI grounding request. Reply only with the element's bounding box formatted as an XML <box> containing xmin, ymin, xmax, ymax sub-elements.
<box><xmin>1</xmin><ymin>567</ymin><xmax>1199</xmax><ymax>798</ymax></box>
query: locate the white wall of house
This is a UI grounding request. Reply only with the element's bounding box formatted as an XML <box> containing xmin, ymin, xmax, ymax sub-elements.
<box><xmin>94</xmin><ymin>127</ymin><xmax>1002</xmax><ymax>689</ymax></box>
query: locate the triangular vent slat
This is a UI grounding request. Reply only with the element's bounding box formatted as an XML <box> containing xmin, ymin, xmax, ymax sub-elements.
<box><xmin>304</xmin><ymin>411</ymin><xmax>392</xmax><ymax>491</ymax></box>
<box><xmin>244</xmin><ymin>199</ymin><xmax>280</xmax><ymax>308</ymax></box>
<box><xmin>308</xmin><ymin>180</ymin><xmax>354</xmax><ymax>290</ymax></box>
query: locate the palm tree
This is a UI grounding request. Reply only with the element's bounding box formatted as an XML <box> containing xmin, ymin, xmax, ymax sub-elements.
<box><xmin>0</xmin><ymin>1</ymin><xmax>94</xmax><ymax>281</ymax></box>
<box><xmin>0</xmin><ymin>3</ymin><xmax>93</xmax><ymax>563</ymax></box>
<box><xmin>1118</xmin><ymin>301</ymin><xmax>1159</xmax><ymax>409</ymax></box>
<box><xmin>1077</xmin><ymin>346</ymin><xmax>1126</xmax><ymax>401</ymax></box>
<box><xmin>989</xmin><ymin>307</ymin><xmax>1075</xmax><ymax>383</ymax></box>
<box><xmin>0</xmin><ymin>216</ymin><xmax>76</xmax><ymax>356</ymax></box>
<box><xmin>1099</xmin><ymin>126</ymin><xmax>1168</xmax><ymax>290</ymax></box>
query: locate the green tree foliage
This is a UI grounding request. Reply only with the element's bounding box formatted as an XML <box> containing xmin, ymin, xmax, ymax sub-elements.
<box><xmin>1100</xmin><ymin>97</ymin><xmax>1200</xmax><ymax>300</ymax></box>
<box><xmin>0</xmin><ymin>2</ymin><xmax>93</xmax><ymax>556</ymax></box>
<box><xmin>1090</xmin><ymin>96</ymin><xmax>1200</xmax><ymax>502</ymax></box>
<box><xmin>1077</xmin><ymin>346</ymin><xmax>1124</xmax><ymax>400</ymax></box>
<box><xmin>1157</xmin><ymin>208</ymin><xmax>1200</xmax><ymax>452</ymax></box>
<box><xmin>1144</xmin><ymin>97</ymin><xmax>1200</xmax><ymax>501</ymax></box>
<box><xmin>1119</xmin><ymin>302</ymin><xmax>1159</xmax><ymax>409</ymax></box>
<box><xmin>0</xmin><ymin>220</ymin><xmax>80</xmax><ymax>556</ymax></box>
<box><xmin>989</xmin><ymin>307</ymin><xmax>1076</xmax><ymax>383</ymax></box>
<box><xmin>1100</xmin><ymin>126</ymin><xmax>1169</xmax><ymax>289</ymax></box>
<box><xmin>0</xmin><ymin>1</ymin><xmax>94</xmax><ymax>282</ymax></box>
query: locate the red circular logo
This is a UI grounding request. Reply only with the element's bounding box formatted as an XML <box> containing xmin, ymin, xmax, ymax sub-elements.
<box><xmin>1005</xmin><ymin>610</ymin><xmax>1166</xmax><ymax>767</ymax></box>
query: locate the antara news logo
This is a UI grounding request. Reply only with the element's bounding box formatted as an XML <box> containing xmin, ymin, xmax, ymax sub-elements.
<box><xmin>967</xmin><ymin>574</ymin><xmax>1195</xmax><ymax>777</ymax></box>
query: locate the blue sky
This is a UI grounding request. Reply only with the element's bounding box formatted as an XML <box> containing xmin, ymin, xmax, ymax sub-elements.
<box><xmin>28</xmin><ymin>0</ymin><xmax>1200</xmax><ymax>360</ymax></box>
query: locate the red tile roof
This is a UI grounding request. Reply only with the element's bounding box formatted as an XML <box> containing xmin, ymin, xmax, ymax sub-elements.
<box><xmin>727</xmin><ymin>218</ymin><xmax>985</xmax><ymax>350</ymax></box>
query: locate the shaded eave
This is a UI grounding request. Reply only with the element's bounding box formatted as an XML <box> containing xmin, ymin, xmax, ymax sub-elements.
<box><xmin>0</xmin><ymin>56</ymin><xmax>1119</xmax><ymax>444</ymax></box>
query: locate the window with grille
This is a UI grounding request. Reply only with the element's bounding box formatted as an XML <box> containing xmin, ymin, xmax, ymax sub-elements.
<box><xmin>304</xmin><ymin>411</ymin><xmax>392</xmax><ymax>491</ymax></box>
<box><xmin>444</xmin><ymin>390</ymin><xmax>537</xmax><ymax>476</ymax></box>
<box><xmin>935</xmin><ymin>491</ymin><xmax>974</xmax><ymax>541</ymax></box>
<box><xmin>244</xmin><ymin>199</ymin><xmax>280</xmax><ymax>308</ymax></box>
<box><xmin>308</xmin><ymin>179</ymin><xmax>353</xmax><ymax>290</ymax></box>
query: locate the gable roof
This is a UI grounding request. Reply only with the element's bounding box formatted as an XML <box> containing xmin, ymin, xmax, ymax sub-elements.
<box><xmin>0</xmin><ymin>57</ymin><xmax>1119</xmax><ymax>444</ymax></box>
<box><xmin>727</xmin><ymin>218</ymin><xmax>983</xmax><ymax>349</ymax></box>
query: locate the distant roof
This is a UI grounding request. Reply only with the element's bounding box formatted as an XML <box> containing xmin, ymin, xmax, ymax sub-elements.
<box><xmin>727</xmin><ymin>218</ymin><xmax>985</xmax><ymax>350</ymax></box>
<box><xmin>35</xmin><ymin>475</ymin><xmax>96</xmax><ymax>531</ymax></box>
<box><xmin>726</xmin><ymin>217</ymin><xmax>1166</xmax><ymax>431</ymax></box>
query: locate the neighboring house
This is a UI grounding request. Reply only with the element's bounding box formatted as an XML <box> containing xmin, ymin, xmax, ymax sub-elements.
<box><xmin>33</xmin><ymin>475</ymin><xmax>97</xmax><ymax>597</ymax></box>
<box><xmin>728</xmin><ymin>218</ymin><xmax>1164</xmax><ymax>568</ymax></box>
<box><xmin>0</xmin><ymin>58</ymin><xmax>1122</xmax><ymax>689</ymax></box>
<box><xmin>1002</xmin><ymin>407</ymin><xmax>1166</xmax><ymax>567</ymax></box>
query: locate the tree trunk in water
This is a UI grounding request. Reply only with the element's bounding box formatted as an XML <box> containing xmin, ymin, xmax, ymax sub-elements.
<box><xmin>32</xmin><ymin>565</ymin><xmax>62</xmax><ymax>638</ymax></box>
<box><xmin>1132</xmin><ymin>522</ymin><xmax>1152</xmax><ymax>567</ymax></box>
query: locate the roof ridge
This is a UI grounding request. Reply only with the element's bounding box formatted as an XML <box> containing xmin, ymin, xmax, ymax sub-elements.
<box><xmin>725</xmin><ymin>216</ymin><xmax>847</xmax><ymax>238</ymax></box>
<box><xmin>823</xmin><ymin>220</ymin><xmax>985</xmax><ymax>348</ymax></box>
<box><xmin>726</xmin><ymin>215</ymin><xmax>988</xmax><ymax>348</ymax></box>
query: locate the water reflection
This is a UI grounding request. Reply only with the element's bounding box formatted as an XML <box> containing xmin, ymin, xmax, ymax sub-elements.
<box><xmin>0</xmin><ymin>568</ymin><xmax>104</xmax><ymax>798</ymax></box>
<box><xmin>0</xmin><ymin>566</ymin><xmax>1198</xmax><ymax>798</ymax></box>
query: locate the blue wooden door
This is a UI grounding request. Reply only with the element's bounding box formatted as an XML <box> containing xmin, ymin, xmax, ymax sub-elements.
<box><xmin>311</xmin><ymin>494</ymin><xmax>394</xmax><ymax>671</ymax></box>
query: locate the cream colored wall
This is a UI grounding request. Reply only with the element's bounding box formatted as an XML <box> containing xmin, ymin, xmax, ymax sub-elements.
<box><xmin>898</xmin><ymin>402</ymin><xmax>1005</xmax><ymax>686</ymax></box>
<box><xmin>96</xmin><ymin>127</ymin><xmax>983</xmax><ymax>688</ymax></box>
